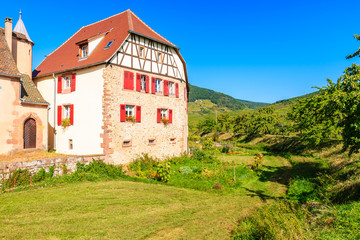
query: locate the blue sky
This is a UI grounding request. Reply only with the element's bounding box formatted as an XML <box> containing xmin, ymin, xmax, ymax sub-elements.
<box><xmin>2</xmin><ymin>0</ymin><xmax>360</xmax><ymax>103</ymax></box>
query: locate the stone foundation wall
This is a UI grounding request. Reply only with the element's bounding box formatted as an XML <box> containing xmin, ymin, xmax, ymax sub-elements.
<box><xmin>0</xmin><ymin>155</ymin><xmax>105</xmax><ymax>183</ymax></box>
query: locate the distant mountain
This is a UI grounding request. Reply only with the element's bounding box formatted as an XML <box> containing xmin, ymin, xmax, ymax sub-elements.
<box><xmin>189</xmin><ymin>84</ymin><xmax>268</xmax><ymax>110</ymax></box>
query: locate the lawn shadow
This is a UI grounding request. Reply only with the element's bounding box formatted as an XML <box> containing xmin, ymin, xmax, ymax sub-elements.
<box><xmin>241</xmin><ymin>187</ymin><xmax>284</xmax><ymax>202</ymax></box>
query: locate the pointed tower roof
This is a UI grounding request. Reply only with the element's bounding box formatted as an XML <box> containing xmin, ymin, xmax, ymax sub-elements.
<box><xmin>13</xmin><ymin>10</ymin><xmax>32</xmax><ymax>42</ymax></box>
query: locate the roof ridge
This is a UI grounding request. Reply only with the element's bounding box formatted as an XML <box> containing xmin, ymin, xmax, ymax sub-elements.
<box><xmin>129</xmin><ymin>10</ymin><xmax>175</xmax><ymax>46</ymax></box>
<box><xmin>33</xmin><ymin>27</ymin><xmax>84</xmax><ymax>72</ymax></box>
<box><xmin>127</xmin><ymin>10</ymin><xmax>133</xmax><ymax>31</ymax></box>
<box><xmin>84</xmin><ymin>9</ymin><xmax>129</xmax><ymax>29</ymax></box>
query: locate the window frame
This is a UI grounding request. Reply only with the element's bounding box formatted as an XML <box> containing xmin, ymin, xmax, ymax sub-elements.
<box><xmin>140</xmin><ymin>75</ymin><xmax>146</xmax><ymax>92</ymax></box>
<box><xmin>161</xmin><ymin>109</ymin><xmax>168</xmax><ymax>119</ymax></box>
<box><xmin>125</xmin><ymin>105</ymin><xmax>135</xmax><ymax>118</ymax></box>
<box><xmin>139</xmin><ymin>46</ymin><xmax>145</xmax><ymax>59</ymax></box>
<box><xmin>80</xmin><ymin>44</ymin><xmax>88</xmax><ymax>59</ymax></box>
<box><xmin>63</xmin><ymin>75</ymin><xmax>71</xmax><ymax>90</ymax></box>
<box><xmin>169</xmin><ymin>81</ymin><xmax>175</xmax><ymax>96</ymax></box>
<box><xmin>63</xmin><ymin>105</ymin><xmax>71</xmax><ymax>120</ymax></box>
<box><xmin>155</xmin><ymin>78</ymin><xmax>162</xmax><ymax>94</ymax></box>
<box><xmin>157</xmin><ymin>52</ymin><xmax>163</xmax><ymax>64</ymax></box>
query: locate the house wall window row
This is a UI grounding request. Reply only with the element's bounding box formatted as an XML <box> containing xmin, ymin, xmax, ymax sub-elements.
<box><xmin>124</xmin><ymin>70</ymin><xmax>180</xmax><ymax>98</ymax></box>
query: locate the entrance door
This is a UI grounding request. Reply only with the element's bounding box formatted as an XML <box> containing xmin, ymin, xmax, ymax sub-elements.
<box><xmin>24</xmin><ymin>118</ymin><xmax>36</xmax><ymax>149</ymax></box>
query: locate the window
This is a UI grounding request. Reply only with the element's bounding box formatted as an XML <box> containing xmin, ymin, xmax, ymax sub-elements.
<box><xmin>161</xmin><ymin>109</ymin><xmax>168</xmax><ymax>119</ymax></box>
<box><xmin>157</xmin><ymin>52</ymin><xmax>162</xmax><ymax>63</ymax></box>
<box><xmin>141</xmin><ymin>75</ymin><xmax>146</xmax><ymax>91</ymax></box>
<box><xmin>139</xmin><ymin>46</ymin><xmax>145</xmax><ymax>58</ymax></box>
<box><xmin>157</xmin><ymin>108</ymin><xmax>172</xmax><ymax>123</ymax></box>
<box><xmin>80</xmin><ymin>44</ymin><xmax>88</xmax><ymax>58</ymax></box>
<box><xmin>125</xmin><ymin>105</ymin><xmax>135</xmax><ymax>117</ymax></box>
<box><xmin>69</xmin><ymin>139</ymin><xmax>73</xmax><ymax>150</ymax></box>
<box><xmin>63</xmin><ymin>76</ymin><xmax>71</xmax><ymax>90</ymax></box>
<box><xmin>170</xmin><ymin>138</ymin><xmax>176</xmax><ymax>144</ymax></box>
<box><xmin>155</xmin><ymin>78</ymin><xmax>162</xmax><ymax>94</ymax></box>
<box><xmin>123</xmin><ymin>140</ymin><xmax>132</xmax><ymax>147</ymax></box>
<box><xmin>148</xmin><ymin>139</ymin><xmax>156</xmax><ymax>145</ymax></box>
<box><xmin>169</xmin><ymin>81</ymin><xmax>174</xmax><ymax>96</ymax></box>
<box><xmin>105</xmin><ymin>40</ymin><xmax>114</xmax><ymax>49</ymax></box>
<box><xmin>64</xmin><ymin>105</ymin><xmax>71</xmax><ymax>119</ymax></box>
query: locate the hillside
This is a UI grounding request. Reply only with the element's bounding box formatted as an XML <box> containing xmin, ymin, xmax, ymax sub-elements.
<box><xmin>189</xmin><ymin>84</ymin><xmax>269</xmax><ymax>110</ymax></box>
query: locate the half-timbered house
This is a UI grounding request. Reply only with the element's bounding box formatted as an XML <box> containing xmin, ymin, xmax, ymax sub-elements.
<box><xmin>33</xmin><ymin>9</ymin><xmax>189</xmax><ymax>163</ymax></box>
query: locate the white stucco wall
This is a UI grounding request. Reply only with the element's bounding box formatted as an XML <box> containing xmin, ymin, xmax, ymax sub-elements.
<box><xmin>35</xmin><ymin>65</ymin><xmax>105</xmax><ymax>155</ymax></box>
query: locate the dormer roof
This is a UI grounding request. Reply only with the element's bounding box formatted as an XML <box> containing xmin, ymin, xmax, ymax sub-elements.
<box><xmin>13</xmin><ymin>11</ymin><xmax>32</xmax><ymax>42</ymax></box>
<box><xmin>33</xmin><ymin>9</ymin><xmax>178</xmax><ymax>78</ymax></box>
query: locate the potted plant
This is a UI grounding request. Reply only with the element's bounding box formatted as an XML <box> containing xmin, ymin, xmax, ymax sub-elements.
<box><xmin>61</xmin><ymin>118</ymin><xmax>71</xmax><ymax>128</ymax></box>
<box><xmin>126</xmin><ymin>116</ymin><xmax>136</xmax><ymax>123</ymax></box>
<box><xmin>161</xmin><ymin>118</ymin><xmax>169</xmax><ymax>125</ymax></box>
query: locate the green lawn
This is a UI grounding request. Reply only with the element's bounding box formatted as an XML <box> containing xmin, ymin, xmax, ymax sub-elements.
<box><xmin>0</xmin><ymin>181</ymin><xmax>263</xmax><ymax>239</ymax></box>
<box><xmin>0</xmin><ymin>152</ymin><xmax>308</xmax><ymax>239</ymax></box>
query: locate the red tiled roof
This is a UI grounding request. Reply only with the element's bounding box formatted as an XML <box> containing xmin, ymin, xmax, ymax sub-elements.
<box><xmin>0</xmin><ymin>29</ymin><xmax>20</xmax><ymax>77</ymax></box>
<box><xmin>33</xmin><ymin>10</ymin><xmax>176</xmax><ymax>78</ymax></box>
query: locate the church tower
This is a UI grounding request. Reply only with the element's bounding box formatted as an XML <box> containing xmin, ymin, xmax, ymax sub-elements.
<box><xmin>11</xmin><ymin>11</ymin><xmax>34</xmax><ymax>78</ymax></box>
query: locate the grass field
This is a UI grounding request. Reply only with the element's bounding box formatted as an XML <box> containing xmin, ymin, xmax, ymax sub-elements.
<box><xmin>0</xmin><ymin>151</ymin><xmax>297</xmax><ymax>239</ymax></box>
<box><xmin>0</xmin><ymin>181</ymin><xmax>264</xmax><ymax>239</ymax></box>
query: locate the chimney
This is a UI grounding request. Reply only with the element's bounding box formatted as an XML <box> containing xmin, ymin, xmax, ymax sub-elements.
<box><xmin>4</xmin><ymin>17</ymin><xmax>12</xmax><ymax>53</ymax></box>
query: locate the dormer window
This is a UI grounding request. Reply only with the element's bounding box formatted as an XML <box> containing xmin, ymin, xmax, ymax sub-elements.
<box><xmin>105</xmin><ymin>40</ymin><xmax>114</xmax><ymax>49</ymax></box>
<box><xmin>80</xmin><ymin>44</ymin><xmax>88</xmax><ymax>59</ymax></box>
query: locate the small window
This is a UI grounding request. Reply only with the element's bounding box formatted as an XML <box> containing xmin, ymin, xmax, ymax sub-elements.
<box><xmin>141</xmin><ymin>75</ymin><xmax>146</xmax><ymax>91</ymax></box>
<box><xmin>64</xmin><ymin>105</ymin><xmax>71</xmax><ymax>119</ymax></box>
<box><xmin>125</xmin><ymin>105</ymin><xmax>135</xmax><ymax>117</ymax></box>
<box><xmin>161</xmin><ymin>109</ymin><xmax>168</xmax><ymax>119</ymax></box>
<box><xmin>123</xmin><ymin>140</ymin><xmax>132</xmax><ymax>147</ymax></box>
<box><xmin>63</xmin><ymin>76</ymin><xmax>71</xmax><ymax>90</ymax></box>
<box><xmin>169</xmin><ymin>82</ymin><xmax>174</xmax><ymax>96</ymax></box>
<box><xmin>148</xmin><ymin>139</ymin><xmax>156</xmax><ymax>145</ymax></box>
<box><xmin>155</xmin><ymin>79</ymin><xmax>162</xmax><ymax>94</ymax></box>
<box><xmin>157</xmin><ymin>52</ymin><xmax>162</xmax><ymax>63</ymax></box>
<box><xmin>69</xmin><ymin>139</ymin><xmax>73</xmax><ymax>150</ymax></box>
<box><xmin>80</xmin><ymin>44</ymin><xmax>88</xmax><ymax>58</ymax></box>
<box><xmin>105</xmin><ymin>40</ymin><xmax>114</xmax><ymax>49</ymax></box>
<box><xmin>139</xmin><ymin>46</ymin><xmax>145</xmax><ymax>58</ymax></box>
<box><xmin>170</xmin><ymin>138</ymin><xmax>176</xmax><ymax>144</ymax></box>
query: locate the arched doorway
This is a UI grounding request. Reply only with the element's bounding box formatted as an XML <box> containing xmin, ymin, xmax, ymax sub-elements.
<box><xmin>24</xmin><ymin>118</ymin><xmax>36</xmax><ymax>149</ymax></box>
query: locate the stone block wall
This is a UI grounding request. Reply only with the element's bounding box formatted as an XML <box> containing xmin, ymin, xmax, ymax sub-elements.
<box><xmin>0</xmin><ymin>155</ymin><xmax>105</xmax><ymax>183</ymax></box>
<box><xmin>102</xmin><ymin>65</ymin><xmax>189</xmax><ymax>164</ymax></box>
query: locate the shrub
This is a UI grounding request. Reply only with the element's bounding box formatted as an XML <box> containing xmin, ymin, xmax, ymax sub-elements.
<box><xmin>156</xmin><ymin>162</ymin><xmax>171</xmax><ymax>182</ymax></box>
<box><xmin>3</xmin><ymin>169</ymin><xmax>31</xmax><ymax>189</ymax></box>
<box><xmin>202</xmin><ymin>138</ymin><xmax>214</xmax><ymax>150</ymax></box>
<box><xmin>193</xmin><ymin>149</ymin><xmax>219</xmax><ymax>164</ymax></box>
<box><xmin>179</xmin><ymin>166</ymin><xmax>193</xmax><ymax>174</ymax></box>
<box><xmin>220</xmin><ymin>146</ymin><xmax>230</xmax><ymax>153</ymax></box>
<box><xmin>33</xmin><ymin>168</ymin><xmax>46</xmax><ymax>182</ymax></box>
<box><xmin>76</xmin><ymin>159</ymin><xmax>124</xmax><ymax>179</ymax></box>
<box><xmin>129</xmin><ymin>153</ymin><xmax>158</xmax><ymax>172</ymax></box>
<box><xmin>287</xmin><ymin>178</ymin><xmax>317</xmax><ymax>203</ymax></box>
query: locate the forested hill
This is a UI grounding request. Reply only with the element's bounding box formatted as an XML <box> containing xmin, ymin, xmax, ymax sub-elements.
<box><xmin>189</xmin><ymin>84</ymin><xmax>269</xmax><ymax>110</ymax></box>
<box><xmin>274</xmin><ymin>91</ymin><xmax>319</xmax><ymax>106</ymax></box>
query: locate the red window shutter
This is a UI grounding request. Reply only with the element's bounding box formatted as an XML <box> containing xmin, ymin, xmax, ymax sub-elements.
<box><xmin>71</xmin><ymin>73</ymin><xmax>76</xmax><ymax>92</ymax></box>
<box><xmin>120</xmin><ymin>104</ymin><xmax>126</xmax><ymax>122</ymax></box>
<box><xmin>57</xmin><ymin>106</ymin><xmax>62</xmax><ymax>125</ymax></box>
<box><xmin>129</xmin><ymin>72</ymin><xmax>134</xmax><ymax>90</ymax></box>
<box><xmin>136</xmin><ymin>106</ymin><xmax>141</xmax><ymax>122</ymax></box>
<box><xmin>169</xmin><ymin>109</ymin><xmax>173</xmax><ymax>123</ymax></box>
<box><xmin>151</xmin><ymin>77</ymin><xmax>156</xmax><ymax>94</ymax></box>
<box><xmin>57</xmin><ymin>76</ymin><xmax>62</xmax><ymax>93</ymax></box>
<box><xmin>145</xmin><ymin>76</ymin><xmax>150</xmax><ymax>93</ymax></box>
<box><xmin>124</xmin><ymin>71</ymin><xmax>134</xmax><ymax>90</ymax></box>
<box><xmin>70</xmin><ymin>104</ymin><xmax>74</xmax><ymax>125</ymax></box>
<box><xmin>175</xmin><ymin>83</ymin><xmax>179</xmax><ymax>98</ymax></box>
<box><xmin>136</xmin><ymin>73</ymin><xmax>141</xmax><ymax>92</ymax></box>
<box><xmin>164</xmin><ymin>80</ymin><xmax>169</xmax><ymax>96</ymax></box>
<box><xmin>157</xmin><ymin>108</ymin><xmax>161</xmax><ymax>123</ymax></box>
